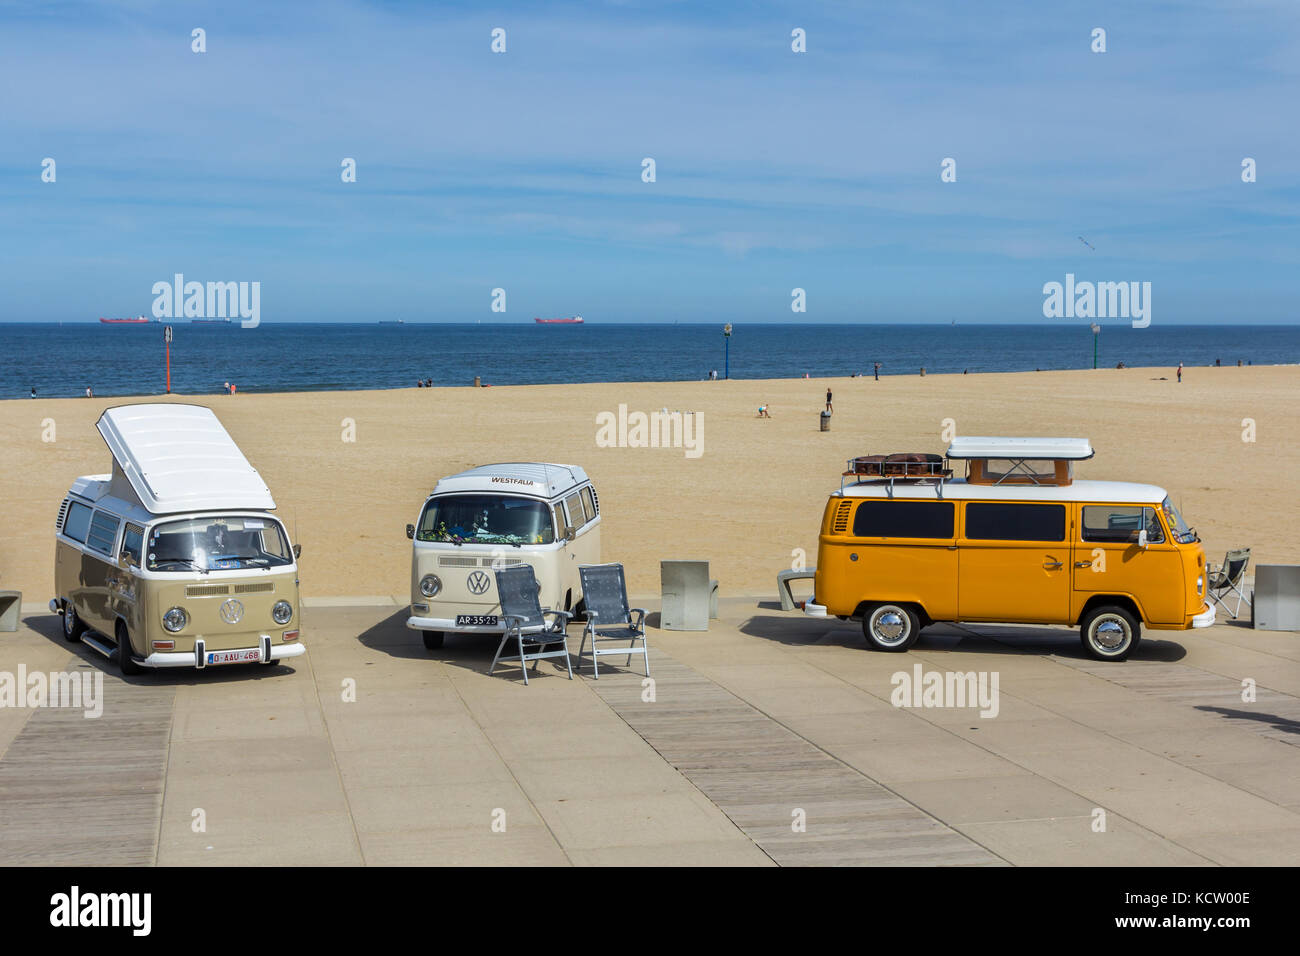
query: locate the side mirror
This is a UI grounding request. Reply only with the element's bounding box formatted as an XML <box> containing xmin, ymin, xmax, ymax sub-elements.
<box><xmin>117</xmin><ymin>553</ymin><xmax>132</xmax><ymax>570</ymax></box>
<box><xmin>293</xmin><ymin>543</ymin><xmax>303</xmax><ymax>559</ymax></box>
<box><xmin>406</xmin><ymin>524</ymin><xmax>415</xmax><ymax>540</ymax></box>
<box><xmin>1137</xmin><ymin>529</ymin><xmax>1148</xmax><ymax>549</ymax></box>
<box><xmin>564</xmin><ymin>527</ymin><xmax>576</xmax><ymax>542</ymax></box>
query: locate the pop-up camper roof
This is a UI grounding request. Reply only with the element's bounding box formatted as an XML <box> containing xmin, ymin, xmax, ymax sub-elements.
<box><xmin>945</xmin><ymin>436</ymin><xmax>1094</xmax><ymax>460</ymax></box>
<box><xmin>95</xmin><ymin>404</ymin><xmax>276</xmax><ymax>515</ymax></box>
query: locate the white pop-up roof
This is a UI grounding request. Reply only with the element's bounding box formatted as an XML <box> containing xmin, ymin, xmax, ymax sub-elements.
<box><xmin>95</xmin><ymin>404</ymin><xmax>276</xmax><ymax>515</ymax></box>
<box><xmin>945</xmin><ymin>436</ymin><xmax>1095</xmax><ymax>460</ymax></box>
<box><xmin>432</xmin><ymin>463</ymin><xmax>589</xmax><ymax>499</ymax></box>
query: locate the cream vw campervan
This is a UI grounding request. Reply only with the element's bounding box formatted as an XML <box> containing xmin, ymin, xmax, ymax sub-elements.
<box><xmin>51</xmin><ymin>404</ymin><xmax>305</xmax><ymax>674</ymax></box>
<box><xmin>406</xmin><ymin>463</ymin><xmax>600</xmax><ymax>649</ymax></box>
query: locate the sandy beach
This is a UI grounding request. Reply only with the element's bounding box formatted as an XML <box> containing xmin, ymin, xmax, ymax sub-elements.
<box><xmin>2</xmin><ymin>365</ymin><xmax>1297</xmax><ymax>603</ymax></box>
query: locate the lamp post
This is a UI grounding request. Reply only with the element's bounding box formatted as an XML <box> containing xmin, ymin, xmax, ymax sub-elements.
<box><xmin>1090</xmin><ymin>323</ymin><xmax>1100</xmax><ymax>369</ymax></box>
<box><xmin>164</xmin><ymin>324</ymin><xmax>173</xmax><ymax>393</ymax></box>
<box><xmin>723</xmin><ymin>323</ymin><xmax>732</xmax><ymax>379</ymax></box>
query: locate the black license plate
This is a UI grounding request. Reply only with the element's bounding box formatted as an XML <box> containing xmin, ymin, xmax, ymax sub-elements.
<box><xmin>455</xmin><ymin>615</ymin><xmax>499</xmax><ymax>626</ymax></box>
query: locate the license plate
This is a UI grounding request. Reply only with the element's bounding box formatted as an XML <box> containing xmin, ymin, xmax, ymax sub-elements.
<box><xmin>455</xmin><ymin>615</ymin><xmax>498</xmax><ymax>626</ymax></box>
<box><xmin>206</xmin><ymin>648</ymin><xmax>262</xmax><ymax>665</ymax></box>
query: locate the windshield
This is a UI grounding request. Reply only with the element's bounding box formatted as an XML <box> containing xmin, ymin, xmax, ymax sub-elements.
<box><xmin>1161</xmin><ymin>497</ymin><xmax>1197</xmax><ymax>544</ymax></box>
<box><xmin>417</xmin><ymin>494</ymin><xmax>555</xmax><ymax>546</ymax></box>
<box><xmin>147</xmin><ymin>516</ymin><xmax>293</xmax><ymax>572</ymax></box>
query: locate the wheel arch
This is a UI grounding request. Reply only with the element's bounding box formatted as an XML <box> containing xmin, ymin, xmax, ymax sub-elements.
<box><xmin>1077</xmin><ymin>594</ymin><xmax>1143</xmax><ymax>626</ymax></box>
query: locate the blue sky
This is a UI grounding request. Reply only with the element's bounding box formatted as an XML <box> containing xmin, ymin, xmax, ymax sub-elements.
<box><xmin>1</xmin><ymin>0</ymin><xmax>1297</xmax><ymax>323</ymax></box>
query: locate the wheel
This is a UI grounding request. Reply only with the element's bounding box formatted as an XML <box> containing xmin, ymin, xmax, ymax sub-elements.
<box><xmin>422</xmin><ymin>630</ymin><xmax>445</xmax><ymax>650</ymax></box>
<box><xmin>1080</xmin><ymin>605</ymin><xmax>1140</xmax><ymax>661</ymax></box>
<box><xmin>862</xmin><ymin>603</ymin><xmax>921</xmax><ymax>652</ymax></box>
<box><xmin>62</xmin><ymin>601</ymin><xmax>86</xmax><ymax>642</ymax></box>
<box><xmin>117</xmin><ymin>622</ymin><xmax>144</xmax><ymax>676</ymax></box>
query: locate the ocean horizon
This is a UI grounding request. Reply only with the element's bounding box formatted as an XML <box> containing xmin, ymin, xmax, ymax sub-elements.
<box><xmin>2</xmin><ymin>322</ymin><xmax>1297</xmax><ymax>400</ymax></box>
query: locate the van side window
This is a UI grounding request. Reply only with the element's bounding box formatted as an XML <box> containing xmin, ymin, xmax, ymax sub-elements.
<box><xmin>565</xmin><ymin>493</ymin><xmax>586</xmax><ymax>531</ymax></box>
<box><xmin>852</xmin><ymin>501</ymin><xmax>954</xmax><ymax>538</ymax></box>
<box><xmin>965</xmin><ymin>503</ymin><xmax>1066</xmax><ymax>542</ymax></box>
<box><xmin>86</xmin><ymin>510</ymin><xmax>121</xmax><ymax>555</ymax></box>
<box><xmin>121</xmin><ymin>524</ymin><xmax>144</xmax><ymax>566</ymax></box>
<box><xmin>1082</xmin><ymin>506</ymin><xmax>1164</xmax><ymax>544</ymax></box>
<box><xmin>580</xmin><ymin>487</ymin><xmax>597</xmax><ymax>522</ymax></box>
<box><xmin>63</xmin><ymin>501</ymin><xmax>93</xmax><ymax>543</ymax></box>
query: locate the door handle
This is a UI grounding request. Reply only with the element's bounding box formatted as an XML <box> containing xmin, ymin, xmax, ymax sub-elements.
<box><xmin>1074</xmin><ymin>561</ymin><xmax>1092</xmax><ymax>568</ymax></box>
<box><xmin>1043</xmin><ymin>560</ymin><xmax>1063</xmax><ymax>569</ymax></box>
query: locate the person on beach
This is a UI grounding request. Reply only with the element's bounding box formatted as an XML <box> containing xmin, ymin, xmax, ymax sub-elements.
<box><xmin>1177</xmin><ymin>363</ymin><xmax>1183</xmax><ymax>383</ymax></box>
<box><xmin>417</xmin><ymin>380</ymin><xmax>423</xmax><ymax>387</ymax></box>
<box><xmin>30</xmin><ymin>387</ymin><xmax>36</xmax><ymax>398</ymax></box>
<box><xmin>84</xmin><ymin>386</ymin><xmax>92</xmax><ymax>398</ymax></box>
<box><xmin>825</xmin><ymin>388</ymin><xmax>833</xmax><ymax>413</ymax></box>
<box><xmin>758</xmin><ymin>404</ymin><xmax>771</xmax><ymax>418</ymax></box>
<box><xmin>873</xmin><ymin>362</ymin><xmax>881</xmax><ymax>381</ymax></box>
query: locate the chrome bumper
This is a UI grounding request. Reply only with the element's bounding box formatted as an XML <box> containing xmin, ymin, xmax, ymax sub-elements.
<box><xmin>1191</xmin><ymin>602</ymin><xmax>1217</xmax><ymax>629</ymax></box>
<box><xmin>406</xmin><ymin>614</ymin><xmax>505</xmax><ymax>635</ymax></box>
<box><xmin>143</xmin><ymin>636</ymin><xmax>306</xmax><ymax>668</ymax></box>
<box><xmin>802</xmin><ymin>601</ymin><xmax>829</xmax><ymax>618</ymax></box>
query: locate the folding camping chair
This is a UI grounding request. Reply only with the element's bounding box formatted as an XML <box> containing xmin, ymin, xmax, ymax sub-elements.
<box><xmin>489</xmin><ymin>564</ymin><xmax>573</xmax><ymax>684</ymax></box>
<box><xmin>577</xmin><ymin>563</ymin><xmax>649</xmax><ymax>678</ymax></box>
<box><xmin>1207</xmin><ymin>547</ymin><xmax>1252</xmax><ymax>620</ymax></box>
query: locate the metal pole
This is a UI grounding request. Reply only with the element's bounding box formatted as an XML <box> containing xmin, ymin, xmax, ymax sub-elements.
<box><xmin>164</xmin><ymin>325</ymin><xmax>173</xmax><ymax>393</ymax></box>
<box><xmin>725</xmin><ymin>338</ymin><xmax>729</xmax><ymax>380</ymax></box>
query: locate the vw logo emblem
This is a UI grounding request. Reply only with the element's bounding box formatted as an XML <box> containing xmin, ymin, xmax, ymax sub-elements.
<box><xmin>467</xmin><ymin>571</ymin><xmax>491</xmax><ymax>595</ymax></box>
<box><xmin>219</xmin><ymin>598</ymin><xmax>245</xmax><ymax>625</ymax></box>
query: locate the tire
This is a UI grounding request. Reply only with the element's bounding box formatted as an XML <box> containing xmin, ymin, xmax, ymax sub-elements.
<box><xmin>62</xmin><ymin>601</ymin><xmax>86</xmax><ymax>642</ymax></box>
<box><xmin>862</xmin><ymin>603</ymin><xmax>921</xmax><ymax>652</ymax></box>
<box><xmin>1080</xmin><ymin>605</ymin><xmax>1140</xmax><ymax>661</ymax></box>
<box><xmin>117</xmin><ymin>622</ymin><xmax>144</xmax><ymax>676</ymax></box>
<box><xmin>422</xmin><ymin>630</ymin><xmax>445</xmax><ymax>650</ymax></box>
<box><xmin>261</xmin><ymin>658</ymin><xmax>281</xmax><ymax>667</ymax></box>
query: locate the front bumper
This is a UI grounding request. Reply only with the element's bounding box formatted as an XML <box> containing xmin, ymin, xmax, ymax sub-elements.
<box><xmin>143</xmin><ymin>636</ymin><xmax>307</xmax><ymax>668</ymax></box>
<box><xmin>1191</xmin><ymin>602</ymin><xmax>1217</xmax><ymax>629</ymax></box>
<box><xmin>803</xmin><ymin>601</ymin><xmax>828</xmax><ymax>618</ymax></box>
<box><xmin>406</xmin><ymin>614</ymin><xmax>505</xmax><ymax>635</ymax></box>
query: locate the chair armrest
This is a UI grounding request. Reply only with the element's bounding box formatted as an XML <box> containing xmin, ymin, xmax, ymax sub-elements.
<box><xmin>630</xmin><ymin>608</ymin><xmax>647</xmax><ymax>630</ymax></box>
<box><xmin>542</xmin><ymin>609</ymin><xmax>573</xmax><ymax>629</ymax></box>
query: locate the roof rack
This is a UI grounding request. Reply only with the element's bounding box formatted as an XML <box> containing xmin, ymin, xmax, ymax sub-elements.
<box><xmin>840</xmin><ymin>454</ymin><xmax>954</xmax><ymax>497</ymax></box>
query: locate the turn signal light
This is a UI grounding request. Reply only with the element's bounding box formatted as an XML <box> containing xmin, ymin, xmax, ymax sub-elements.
<box><xmin>152</xmin><ymin>640</ymin><xmax>175</xmax><ymax>650</ymax></box>
<box><xmin>282</xmin><ymin>630</ymin><xmax>299</xmax><ymax>641</ymax></box>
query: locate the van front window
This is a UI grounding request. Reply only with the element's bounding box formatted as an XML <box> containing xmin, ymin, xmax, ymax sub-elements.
<box><xmin>1161</xmin><ymin>497</ymin><xmax>1198</xmax><ymax>544</ymax></box>
<box><xmin>147</xmin><ymin>516</ymin><xmax>292</xmax><ymax>571</ymax></box>
<box><xmin>417</xmin><ymin>495</ymin><xmax>555</xmax><ymax>546</ymax></box>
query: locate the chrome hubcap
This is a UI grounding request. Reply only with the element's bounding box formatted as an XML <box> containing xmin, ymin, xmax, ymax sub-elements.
<box><xmin>874</xmin><ymin>609</ymin><xmax>907</xmax><ymax>644</ymax></box>
<box><xmin>63</xmin><ymin>607</ymin><xmax>74</xmax><ymax>635</ymax></box>
<box><xmin>1094</xmin><ymin>617</ymin><xmax>1127</xmax><ymax>650</ymax></box>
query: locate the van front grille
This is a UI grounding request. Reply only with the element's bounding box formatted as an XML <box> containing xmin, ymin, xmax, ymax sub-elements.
<box><xmin>234</xmin><ymin>583</ymin><xmax>274</xmax><ymax>594</ymax></box>
<box><xmin>831</xmin><ymin>500</ymin><xmax>853</xmax><ymax>534</ymax></box>
<box><xmin>482</xmin><ymin>559</ymin><xmax>526</xmax><ymax>568</ymax></box>
<box><xmin>438</xmin><ymin>556</ymin><xmax>478</xmax><ymax>568</ymax></box>
<box><xmin>186</xmin><ymin>585</ymin><xmax>230</xmax><ymax>597</ymax></box>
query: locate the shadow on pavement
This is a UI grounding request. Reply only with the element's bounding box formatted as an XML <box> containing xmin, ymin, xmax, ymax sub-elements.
<box><xmin>22</xmin><ymin>613</ymin><xmax>304</xmax><ymax>686</ymax></box>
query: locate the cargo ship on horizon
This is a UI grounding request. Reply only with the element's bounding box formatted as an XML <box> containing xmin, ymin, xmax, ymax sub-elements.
<box><xmin>534</xmin><ymin>315</ymin><xmax>584</xmax><ymax>325</ymax></box>
<box><xmin>99</xmin><ymin>315</ymin><xmax>153</xmax><ymax>325</ymax></box>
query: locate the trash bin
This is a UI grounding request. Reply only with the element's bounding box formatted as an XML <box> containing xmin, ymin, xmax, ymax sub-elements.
<box><xmin>819</xmin><ymin>410</ymin><xmax>831</xmax><ymax>432</ymax></box>
<box><xmin>473</xmin><ymin>376</ymin><xmax>481</xmax><ymax>388</ymax></box>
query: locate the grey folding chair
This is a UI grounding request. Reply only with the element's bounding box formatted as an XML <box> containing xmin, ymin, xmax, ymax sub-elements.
<box><xmin>489</xmin><ymin>565</ymin><xmax>573</xmax><ymax>685</ymax></box>
<box><xmin>577</xmin><ymin>563</ymin><xmax>649</xmax><ymax>678</ymax></box>
<box><xmin>1207</xmin><ymin>547</ymin><xmax>1251</xmax><ymax>620</ymax></box>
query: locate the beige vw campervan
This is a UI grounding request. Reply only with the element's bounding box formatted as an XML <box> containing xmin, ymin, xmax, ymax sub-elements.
<box><xmin>51</xmin><ymin>404</ymin><xmax>305</xmax><ymax>674</ymax></box>
<box><xmin>406</xmin><ymin>463</ymin><xmax>600</xmax><ymax>649</ymax></box>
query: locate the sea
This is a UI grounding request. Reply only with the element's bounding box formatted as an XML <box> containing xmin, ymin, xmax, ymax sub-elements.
<box><xmin>1</xmin><ymin>322</ymin><xmax>1296</xmax><ymax>400</ymax></box>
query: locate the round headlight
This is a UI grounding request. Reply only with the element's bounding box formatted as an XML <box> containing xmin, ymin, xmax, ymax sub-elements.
<box><xmin>163</xmin><ymin>606</ymin><xmax>188</xmax><ymax>632</ymax></box>
<box><xmin>272</xmin><ymin>600</ymin><xmax>293</xmax><ymax>625</ymax></box>
<box><xmin>420</xmin><ymin>574</ymin><xmax>442</xmax><ymax>597</ymax></box>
